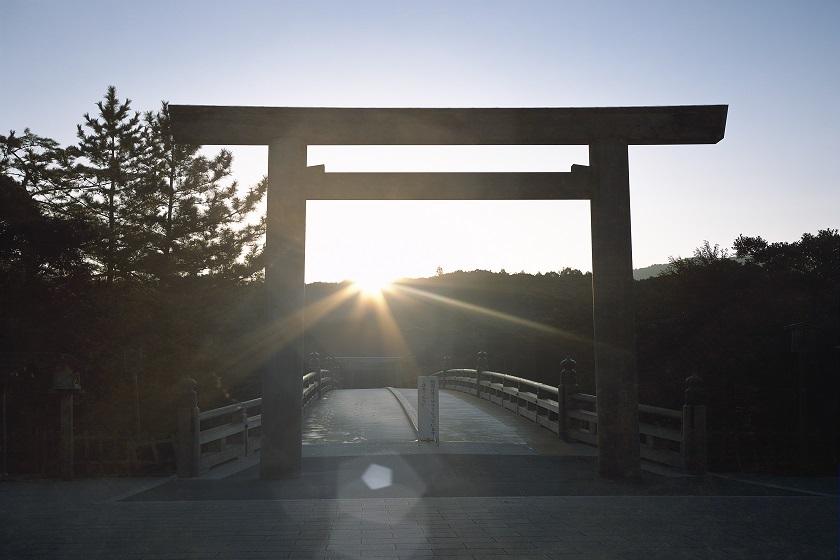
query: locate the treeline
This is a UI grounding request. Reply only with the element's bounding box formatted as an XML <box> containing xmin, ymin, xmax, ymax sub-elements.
<box><xmin>637</xmin><ymin>235</ymin><xmax>839</xmax><ymax>472</ymax></box>
<box><xmin>304</xmin><ymin>236</ymin><xmax>839</xmax><ymax>472</ymax></box>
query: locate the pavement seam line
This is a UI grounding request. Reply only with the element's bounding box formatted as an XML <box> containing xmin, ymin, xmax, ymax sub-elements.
<box><xmin>104</xmin><ymin>475</ymin><xmax>177</xmax><ymax>503</ymax></box>
<box><xmin>386</xmin><ymin>387</ymin><xmax>419</xmax><ymax>435</ymax></box>
<box><xmin>707</xmin><ymin>472</ymin><xmax>837</xmax><ymax>497</ymax></box>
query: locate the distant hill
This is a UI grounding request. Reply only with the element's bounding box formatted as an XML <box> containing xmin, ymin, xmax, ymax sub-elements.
<box><xmin>633</xmin><ymin>263</ymin><xmax>669</xmax><ymax>280</ymax></box>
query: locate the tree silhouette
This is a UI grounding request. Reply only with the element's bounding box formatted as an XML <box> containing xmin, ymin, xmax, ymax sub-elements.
<box><xmin>0</xmin><ymin>129</ymin><xmax>74</xmax><ymax>216</ymax></box>
<box><xmin>136</xmin><ymin>102</ymin><xmax>265</xmax><ymax>282</ymax></box>
<box><xmin>735</xmin><ymin>229</ymin><xmax>840</xmax><ymax>280</ymax></box>
<box><xmin>665</xmin><ymin>240</ymin><xmax>731</xmax><ymax>275</ymax></box>
<box><xmin>68</xmin><ymin>85</ymin><xmax>143</xmax><ymax>284</ymax></box>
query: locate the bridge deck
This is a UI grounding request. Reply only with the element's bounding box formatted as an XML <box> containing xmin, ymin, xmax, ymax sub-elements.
<box><xmin>301</xmin><ymin>388</ymin><xmax>595</xmax><ymax>457</ymax></box>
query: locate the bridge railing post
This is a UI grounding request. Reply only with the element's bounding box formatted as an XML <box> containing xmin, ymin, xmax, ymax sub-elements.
<box><xmin>558</xmin><ymin>357</ymin><xmax>577</xmax><ymax>441</ymax></box>
<box><xmin>323</xmin><ymin>356</ymin><xmax>334</xmax><ymax>390</ymax></box>
<box><xmin>441</xmin><ymin>355</ymin><xmax>451</xmax><ymax>388</ymax></box>
<box><xmin>682</xmin><ymin>372</ymin><xmax>707</xmax><ymax>475</ymax></box>
<box><xmin>476</xmin><ymin>351</ymin><xmax>488</xmax><ymax>399</ymax></box>
<box><xmin>240</xmin><ymin>405</ymin><xmax>250</xmax><ymax>458</ymax></box>
<box><xmin>310</xmin><ymin>352</ymin><xmax>322</xmax><ymax>398</ymax></box>
<box><xmin>176</xmin><ymin>377</ymin><xmax>200</xmax><ymax>478</ymax></box>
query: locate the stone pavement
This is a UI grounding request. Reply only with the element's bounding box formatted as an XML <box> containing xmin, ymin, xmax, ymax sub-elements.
<box><xmin>126</xmin><ymin>454</ymin><xmax>812</xmax><ymax>501</ymax></box>
<box><xmin>1</xmin><ymin>479</ymin><xmax>836</xmax><ymax>559</ymax></box>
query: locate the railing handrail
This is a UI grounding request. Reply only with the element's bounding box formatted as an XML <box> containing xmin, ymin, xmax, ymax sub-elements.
<box><xmin>199</xmin><ymin>397</ymin><xmax>263</xmax><ymax>422</ymax></box>
<box><xmin>302</xmin><ymin>368</ymin><xmax>328</xmax><ymax>384</ymax></box>
<box><xmin>436</xmin><ymin>368</ymin><xmax>675</xmax><ymax>417</ymax></box>
<box><xmin>434</xmin><ymin>368</ymin><xmax>575</xmax><ymax>399</ymax></box>
<box><xmin>434</xmin><ymin>364</ymin><xmax>703</xmax><ymax>473</ymax></box>
<box><xmin>178</xmin><ymin>367</ymin><xmax>337</xmax><ymax>477</ymax></box>
<box><xmin>200</xmin><ymin>372</ymin><xmax>325</xmax><ymax>422</ymax></box>
<box><xmin>639</xmin><ymin>402</ymin><xmax>682</xmax><ymax>419</ymax></box>
<box><xmin>483</xmin><ymin>370</ymin><xmax>559</xmax><ymax>395</ymax></box>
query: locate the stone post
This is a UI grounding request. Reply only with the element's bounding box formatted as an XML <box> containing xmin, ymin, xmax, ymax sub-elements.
<box><xmin>558</xmin><ymin>357</ymin><xmax>577</xmax><ymax>442</ymax></box>
<box><xmin>58</xmin><ymin>392</ymin><xmax>74</xmax><ymax>480</ymax></box>
<box><xmin>176</xmin><ymin>377</ymin><xmax>200</xmax><ymax>478</ymax></box>
<box><xmin>52</xmin><ymin>362</ymin><xmax>80</xmax><ymax>481</ymax></box>
<box><xmin>417</xmin><ymin>376</ymin><xmax>440</xmax><ymax>442</ymax></box>
<box><xmin>682</xmin><ymin>373</ymin><xmax>707</xmax><ymax>475</ymax></box>
<box><xmin>476</xmin><ymin>351</ymin><xmax>488</xmax><ymax>399</ymax></box>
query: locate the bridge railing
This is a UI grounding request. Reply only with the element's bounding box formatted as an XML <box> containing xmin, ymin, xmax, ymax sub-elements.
<box><xmin>176</xmin><ymin>367</ymin><xmax>335</xmax><ymax>477</ymax></box>
<box><xmin>433</xmin><ymin>356</ymin><xmax>706</xmax><ymax>474</ymax></box>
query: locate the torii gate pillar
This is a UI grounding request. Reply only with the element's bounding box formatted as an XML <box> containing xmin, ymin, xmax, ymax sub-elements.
<box><xmin>589</xmin><ymin>142</ymin><xmax>639</xmax><ymax>477</ymax></box>
<box><xmin>169</xmin><ymin>104</ymin><xmax>727</xmax><ymax>480</ymax></box>
<box><xmin>261</xmin><ymin>139</ymin><xmax>307</xmax><ymax>478</ymax></box>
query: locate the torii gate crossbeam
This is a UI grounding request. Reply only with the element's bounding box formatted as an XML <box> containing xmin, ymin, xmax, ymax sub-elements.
<box><xmin>170</xmin><ymin>104</ymin><xmax>727</xmax><ymax>480</ymax></box>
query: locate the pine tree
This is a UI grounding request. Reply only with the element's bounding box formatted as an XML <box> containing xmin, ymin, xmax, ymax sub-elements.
<box><xmin>137</xmin><ymin>102</ymin><xmax>265</xmax><ymax>283</ymax></box>
<box><xmin>1</xmin><ymin>130</ymin><xmax>92</xmax><ymax>280</ymax></box>
<box><xmin>0</xmin><ymin>129</ymin><xmax>74</xmax><ymax>214</ymax></box>
<box><xmin>69</xmin><ymin>86</ymin><xmax>143</xmax><ymax>284</ymax></box>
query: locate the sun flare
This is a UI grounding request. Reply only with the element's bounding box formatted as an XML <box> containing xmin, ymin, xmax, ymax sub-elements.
<box><xmin>352</xmin><ymin>272</ymin><xmax>395</xmax><ymax>296</ymax></box>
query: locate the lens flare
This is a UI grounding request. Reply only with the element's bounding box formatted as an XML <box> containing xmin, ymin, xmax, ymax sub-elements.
<box><xmin>352</xmin><ymin>272</ymin><xmax>395</xmax><ymax>296</ymax></box>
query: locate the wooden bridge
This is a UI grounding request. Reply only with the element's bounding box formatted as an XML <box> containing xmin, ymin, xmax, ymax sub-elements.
<box><xmin>176</xmin><ymin>354</ymin><xmax>706</xmax><ymax>479</ymax></box>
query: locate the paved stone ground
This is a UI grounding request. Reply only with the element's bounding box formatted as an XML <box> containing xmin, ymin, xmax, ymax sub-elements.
<box><xmin>1</xmin><ymin>482</ymin><xmax>836</xmax><ymax>559</ymax></box>
<box><xmin>127</xmin><ymin>454</ymin><xmax>814</xmax><ymax>501</ymax></box>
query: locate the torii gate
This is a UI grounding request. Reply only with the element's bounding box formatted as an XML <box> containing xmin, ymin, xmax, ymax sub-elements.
<box><xmin>170</xmin><ymin>105</ymin><xmax>728</xmax><ymax>479</ymax></box>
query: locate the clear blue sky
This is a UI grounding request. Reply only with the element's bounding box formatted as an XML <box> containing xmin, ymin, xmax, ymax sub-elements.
<box><xmin>3</xmin><ymin>0</ymin><xmax>838</xmax><ymax>282</ymax></box>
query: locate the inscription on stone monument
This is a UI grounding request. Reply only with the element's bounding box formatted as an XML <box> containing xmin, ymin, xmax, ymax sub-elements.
<box><xmin>417</xmin><ymin>376</ymin><xmax>439</xmax><ymax>442</ymax></box>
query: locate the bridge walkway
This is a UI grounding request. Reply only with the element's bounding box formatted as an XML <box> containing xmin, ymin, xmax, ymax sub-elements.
<box><xmin>300</xmin><ymin>388</ymin><xmax>594</xmax><ymax>457</ymax></box>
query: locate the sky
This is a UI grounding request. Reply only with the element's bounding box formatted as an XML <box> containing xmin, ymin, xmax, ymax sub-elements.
<box><xmin>3</xmin><ymin>0</ymin><xmax>839</xmax><ymax>283</ymax></box>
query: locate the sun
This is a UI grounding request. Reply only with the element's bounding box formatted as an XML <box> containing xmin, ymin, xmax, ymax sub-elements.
<box><xmin>352</xmin><ymin>272</ymin><xmax>395</xmax><ymax>296</ymax></box>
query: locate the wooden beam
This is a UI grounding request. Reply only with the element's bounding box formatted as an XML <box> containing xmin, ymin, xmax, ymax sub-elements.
<box><xmin>589</xmin><ymin>141</ymin><xmax>641</xmax><ymax>479</ymax></box>
<box><xmin>169</xmin><ymin>105</ymin><xmax>728</xmax><ymax>146</ymax></box>
<box><xmin>261</xmin><ymin>140</ymin><xmax>306</xmax><ymax>479</ymax></box>
<box><xmin>304</xmin><ymin>165</ymin><xmax>592</xmax><ymax>200</ymax></box>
